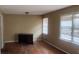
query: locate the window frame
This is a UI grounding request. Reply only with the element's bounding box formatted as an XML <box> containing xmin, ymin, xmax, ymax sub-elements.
<box><xmin>59</xmin><ymin>13</ymin><xmax>79</xmax><ymax>45</ymax></box>
<box><xmin>42</xmin><ymin>17</ymin><xmax>48</xmax><ymax>35</ymax></box>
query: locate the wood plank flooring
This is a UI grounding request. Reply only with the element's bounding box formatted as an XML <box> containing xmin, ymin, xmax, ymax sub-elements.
<box><xmin>1</xmin><ymin>40</ymin><xmax>65</xmax><ymax>54</ymax></box>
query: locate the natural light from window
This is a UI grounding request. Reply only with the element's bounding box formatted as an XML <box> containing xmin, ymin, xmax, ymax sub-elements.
<box><xmin>60</xmin><ymin>14</ymin><xmax>79</xmax><ymax>45</ymax></box>
<box><xmin>43</xmin><ymin>18</ymin><xmax>48</xmax><ymax>35</ymax></box>
<box><xmin>60</xmin><ymin>15</ymin><xmax>72</xmax><ymax>41</ymax></box>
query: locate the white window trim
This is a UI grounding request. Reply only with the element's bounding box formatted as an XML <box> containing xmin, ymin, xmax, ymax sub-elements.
<box><xmin>60</xmin><ymin>13</ymin><xmax>79</xmax><ymax>45</ymax></box>
<box><xmin>42</xmin><ymin>17</ymin><xmax>48</xmax><ymax>35</ymax></box>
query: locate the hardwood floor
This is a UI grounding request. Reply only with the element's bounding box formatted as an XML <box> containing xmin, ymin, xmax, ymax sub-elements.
<box><xmin>1</xmin><ymin>40</ymin><xmax>65</xmax><ymax>54</ymax></box>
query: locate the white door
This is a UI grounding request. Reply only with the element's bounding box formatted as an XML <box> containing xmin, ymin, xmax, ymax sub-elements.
<box><xmin>0</xmin><ymin>15</ymin><xmax>3</xmax><ymax>50</ymax></box>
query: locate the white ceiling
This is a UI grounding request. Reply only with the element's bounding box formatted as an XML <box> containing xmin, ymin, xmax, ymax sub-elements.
<box><xmin>0</xmin><ymin>5</ymin><xmax>71</xmax><ymax>15</ymax></box>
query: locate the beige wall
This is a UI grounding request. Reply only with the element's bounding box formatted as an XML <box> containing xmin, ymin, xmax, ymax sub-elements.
<box><xmin>44</xmin><ymin>6</ymin><xmax>79</xmax><ymax>53</ymax></box>
<box><xmin>4</xmin><ymin>14</ymin><xmax>42</xmax><ymax>42</ymax></box>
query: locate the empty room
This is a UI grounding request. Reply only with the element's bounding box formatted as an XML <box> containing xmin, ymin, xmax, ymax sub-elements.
<box><xmin>0</xmin><ymin>5</ymin><xmax>79</xmax><ymax>54</ymax></box>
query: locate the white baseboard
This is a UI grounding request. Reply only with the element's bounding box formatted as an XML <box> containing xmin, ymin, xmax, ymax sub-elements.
<box><xmin>4</xmin><ymin>41</ymin><xmax>16</xmax><ymax>43</ymax></box>
<box><xmin>43</xmin><ymin>39</ymin><xmax>70</xmax><ymax>54</ymax></box>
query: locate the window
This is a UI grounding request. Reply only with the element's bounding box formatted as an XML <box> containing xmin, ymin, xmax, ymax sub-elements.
<box><xmin>73</xmin><ymin>14</ymin><xmax>79</xmax><ymax>44</ymax></box>
<box><xmin>43</xmin><ymin>18</ymin><xmax>48</xmax><ymax>34</ymax></box>
<box><xmin>60</xmin><ymin>14</ymin><xmax>79</xmax><ymax>45</ymax></box>
<box><xmin>60</xmin><ymin>15</ymin><xmax>72</xmax><ymax>41</ymax></box>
